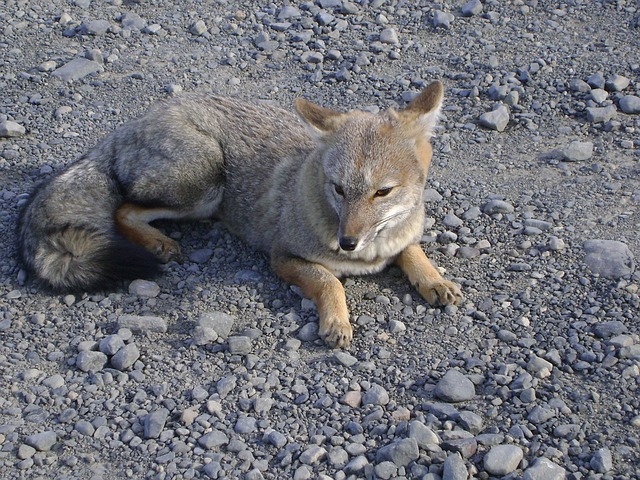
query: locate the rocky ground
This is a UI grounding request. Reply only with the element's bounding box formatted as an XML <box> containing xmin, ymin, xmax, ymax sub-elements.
<box><xmin>1</xmin><ymin>0</ymin><xmax>639</xmax><ymax>479</ymax></box>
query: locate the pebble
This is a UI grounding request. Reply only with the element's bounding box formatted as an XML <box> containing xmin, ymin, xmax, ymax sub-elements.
<box><xmin>479</xmin><ymin>105</ymin><xmax>510</xmax><ymax>132</ymax></box>
<box><xmin>144</xmin><ymin>408</ymin><xmax>169</xmax><ymax>439</ymax></box>
<box><xmin>442</xmin><ymin>452</ymin><xmax>468</xmax><ymax>480</ymax></box>
<box><xmin>25</xmin><ymin>431</ymin><xmax>57</xmax><ymax>451</ymax></box>
<box><xmin>587</xmin><ymin>72</ymin><xmax>606</xmax><ymax>89</ymax></box>
<box><xmin>228</xmin><ymin>335</ymin><xmax>252</xmax><ymax>354</ymax></box>
<box><xmin>619</xmin><ymin>95</ymin><xmax>640</xmax><ymax>114</ymax></box>
<box><xmin>362</xmin><ymin>384</ymin><xmax>390</xmax><ymax>406</ymax></box>
<box><xmin>0</xmin><ymin>121</ymin><xmax>26</xmax><ymax>137</ymax></box>
<box><xmin>128</xmin><ymin>279</ymin><xmax>160</xmax><ymax>297</ymax></box>
<box><xmin>110</xmin><ymin>343</ymin><xmax>140</xmax><ymax>370</ymax></box>
<box><xmin>409</xmin><ymin>420</ymin><xmax>440</xmax><ymax>447</ymax></box>
<box><xmin>121</xmin><ymin>12</ymin><xmax>146</xmax><ymax>30</ymax></box>
<box><xmin>433</xmin><ymin>10</ymin><xmax>455</xmax><ymax>28</ymax></box>
<box><xmin>83</xmin><ymin>19</ymin><xmax>110</xmax><ymax>35</ymax></box>
<box><xmin>435</xmin><ymin>370</ymin><xmax>475</xmax><ymax>402</ymax></box>
<box><xmin>198</xmin><ymin>311</ymin><xmax>235</xmax><ymax>339</ymax></box>
<box><xmin>593</xmin><ymin>320</ymin><xmax>627</xmax><ymax>338</ymax></box>
<box><xmin>562</xmin><ymin>141</ymin><xmax>593</xmax><ymax>161</ymax></box>
<box><xmin>586</xmin><ymin>105</ymin><xmax>616</xmax><ymax>123</ymax></box>
<box><xmin>484</xmin><ymin>445</ymin><xmax>523</xmax><ymax>475</ymax></box>
<box><xmin>99</xmin><ymin>334</ymin><xmax>125</xmax><ymax>355</ymax></box>
<box><xmin>198</xmin><ymin>429</ymin><xmax>229</xmax><ymax>449</ymax></box>
<box><xmin>482</xmin><ymin>199</ymin><xmax>514</xmax><ymax>214</ymax></box>
<box><xmin>52</xmin><ymin>58</ymin><xmax>104</xmax><ymax>82</ymax></box>
<box><xmin>192</xmin><ymin>326</ymin><xmax>218</xmax><ymax>345</ymax></box>
<box><xmin>461</xmin><ymin>0</ymin><xmax>483</xmax><ymax>16</ymax></box>
<box><xmin>118</xmin><ymin>314</ymin><xmax>167</xmax><ymax>333</ymax></box>
<box><xmin>299</xmin><ymin>445</ymin><xmax>327</xmax><ymax>465</ymax></box>
<box><xmin>76</xmin><ymin>351</ymin><xmax>108</xmax><ymax>372</ymax></box>
<box><xmin>523</xmin><ymin>457</ymin><xmax>566</xmax><ymax>480</ymax></box>
<box><xmin>379</xmin><ymin>28</ymin><xmax>399</xmax><ymax>45</ymax></box>
<box><xmin>590</xmin><ymin>447</ymin><xmax>613</xmax><ymax>473</ymax></box>
<box><xmin>190</xmin><ymin>20</ymin><xmax>207</xmax><ymax>36</ymax></box>
<box><xmin>376</xmin><ymin>438</ymin><xmax>419</xmax><ymax>467</ymax></box>
<box><xmin>334</xmin><ymin>351</ymin><xmax>358</xmax><ymax>367</ymax></box>
<box><xmin>590</xmin><ymin>88</ymin><xmax>608</xmax><ymax>103</ymax></box>
<box><xmin>443</xmin><ymin>214</ymin><xmax>464</xmax><ymax>228</ymax></box>
<box><xmin>583</xmin><ymin>239</ymin><xmax>635</xmax><ymax>279</ymax></box>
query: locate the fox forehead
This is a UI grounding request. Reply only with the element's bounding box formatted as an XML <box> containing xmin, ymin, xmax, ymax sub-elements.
<box><xmin>322</xmin><ymin>115</ymin><xmax>426</xmax><ymax>189</ymax></box>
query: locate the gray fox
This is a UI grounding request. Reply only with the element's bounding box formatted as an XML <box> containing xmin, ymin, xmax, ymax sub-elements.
<box><xmin>17</xmin><ymin>81</ymin><xmax>462</xmax><ymax>347</ymax></box>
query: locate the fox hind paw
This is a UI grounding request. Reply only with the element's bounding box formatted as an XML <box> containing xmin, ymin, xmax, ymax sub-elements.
<box><xmin>153</xmin><ymin>238</ymin><xmax>182</xmax><ymax>263</ymax></box>
<box><xmin>421</xmin><ymin>280</ymin><xmax>463</xmax><ymax>307</ymax></box>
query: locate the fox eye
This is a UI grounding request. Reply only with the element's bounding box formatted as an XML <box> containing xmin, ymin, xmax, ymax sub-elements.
<box><xmin>334</xmin><ymin>184</ymin><xmax>345</xmax><ymax>196</ymax></box>
<box><xmin>374</xmin><ymin>187</ymin><xmax>393</xmax><ymax>198</ymax></box>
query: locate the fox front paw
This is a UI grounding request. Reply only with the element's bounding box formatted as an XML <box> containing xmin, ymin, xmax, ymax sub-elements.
<box><xmin>152</xmin><ymin>237</ymin><xmax>182</xmax><ymax>263</ymax></box>
<box><xmin>420</xmin><ymin>280</ymin><xmax>463</xmax><ymax>307</ymax></box>
<box><xmin>319</xmin><ymin>316</ymin><xmax>353</xmax><ymax>349</ymax></box>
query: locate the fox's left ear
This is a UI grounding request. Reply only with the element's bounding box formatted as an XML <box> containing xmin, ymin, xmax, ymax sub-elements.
<box><xmin>399</xmin><ymin>80</ymin><xmax>444</xmax><ymax>137</ymax></box>
<box><xmin>295</xmin><ymin>99</ymin><xmax>346</xmax><ymax>136</ymax></box>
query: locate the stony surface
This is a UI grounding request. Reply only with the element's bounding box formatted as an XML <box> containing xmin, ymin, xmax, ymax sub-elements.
<box><xmin>0</xmin><ymin>0</ymin><xmax>638</xmax><ymax>479</ymax></box>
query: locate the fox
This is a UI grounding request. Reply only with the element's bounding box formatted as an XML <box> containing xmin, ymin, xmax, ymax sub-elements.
<box><xmin>17</xmin><ymin>80</ymin><xmax>462</xmax><ymax>348</ymax></box>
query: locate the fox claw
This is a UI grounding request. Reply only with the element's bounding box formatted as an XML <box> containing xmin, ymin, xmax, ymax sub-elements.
<box><xmin>421</xmin><ymin>280</ymin><xmax>463</xmax><ymax>307</ymax></box>
<box><xmin>319</xmin><ymin>317</ymin><xmax>353</xmax><ymax>349</ymax></box>
<box><xmin>154</xmin><ymin>238</ymin><xmax>182</xmax><ymax>263</ymax></box>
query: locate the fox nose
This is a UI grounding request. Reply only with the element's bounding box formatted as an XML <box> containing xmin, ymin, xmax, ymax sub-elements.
<box><xmin>339</xmin><ymin>236</ymin><xmax>358</xmax><ymax>251</ymax></box>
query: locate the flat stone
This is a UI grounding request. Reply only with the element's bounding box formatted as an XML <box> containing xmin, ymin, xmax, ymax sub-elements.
<box><xmin>334</xmin><ymin>351</ymin><xmax>358</xmax><ymax>367</ymax></box>
<box><xmin>619</xmin><ymin>95</ymin><xmax>640</xmax><ymax>114</ymax></box>
<box><xmin>25</xmin><ymin>431</ymin><xmax>57</xmax><ymax>451</ymax></box>
<box><xmin>234</xmin><ymin>416</ymin><xmax>257</xmax><ymax>434</ymax></box>
<box><xmin>118</xmin><ymin>314</ymin><xmax>167</xmax><ymax>333</ymax></box>
<box><xmin>562</xmin><ymin>141</ymin><xmax>593</xmax><ymax>161</ymax></box>
<box><xmin>583</xmin><ymin>239</ymin><xmax>635</xmax><ymax>279</ymax></box>
<box><xmin>52</xmin><ymin>57</ymin><xmax>104</xmax><ymax>82</ymax></box>
<box><xmin>587</xmin><ymin>72</ymin><xmax>605</xmax><ymax>89</ymax></box>
<box><xmin>479</xmin><ymin>105</ymin><xmax>509</xmax><ymax>132</ymax></box>
<box><xmin>278</xmin><ymin>6</ymin><xmax>301</xmax><ymax>19</ymax></box>
<box><xmin>590</xmin><ymin>89</ymin><xmax>608</xmax><ymax>103</ymax></box>
<box><xmin>192</xmin><ymin>326</ymin><xmax>218</xmax><ymax>345</ymax></box>
<box><xmin>189</xmin><ymin>248</ymin><xmax>213</xmax><ymax>264</ymax></box>
<box><xmin>484</xmin><ymin>445</ymin><xmax>524</xmax><ymax>475</ymax></box>
<box><xmin>435</xmin><ymin>370</ymin><xmax>475</xmax><ymax>402</ymax></box>
<box><xmin>523</xmin><ymin>457</ymin><xmax>566</xmax><ymax>480</ymax></box>
<box><xmin>228</xmin><ymin>335</ymin><xmax>252</xmax><ymax>355</ymax></box>
<box><xmin>144</xmin><ymin>408</ymin><xmax>169</xmax><ymax>439</ymax></box>
<box><xmin>121</xmin><ymin>12</ymin><xmax>146</xmax><ymax>30</ymax></box>
<box><xmin>0</xmin><ymin>120</ymin><xmax>26</xmax><ymax>137</ymax></box>
<box><xmin>128</xmin><ymin>279</ymin><xmax>160</xmax><ymax>297</ymax></box>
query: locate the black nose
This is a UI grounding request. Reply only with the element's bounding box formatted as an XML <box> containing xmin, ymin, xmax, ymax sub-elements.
<box><xmin>339</xmin><ymin>237</ymin><xmax>358</xmax><ymax>251</ymax></box>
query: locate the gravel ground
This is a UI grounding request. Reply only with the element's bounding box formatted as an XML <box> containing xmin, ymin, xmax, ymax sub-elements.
<box><xmin>1</xmin><ymin>1</ymin><xmax>639</xmax><ymax>479</ymax></box>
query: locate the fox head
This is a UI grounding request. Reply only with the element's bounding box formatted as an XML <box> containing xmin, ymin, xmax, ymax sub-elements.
<box><xmin>295</xmin><ymin>81</ymin><xmax>443</xmax><ymax>253</ymax></box>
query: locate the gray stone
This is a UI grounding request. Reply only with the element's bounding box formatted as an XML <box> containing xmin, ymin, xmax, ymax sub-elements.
<box><xmin>278</xmin><ymin>6</ymin><xmax>300</xmax><ymax>19</ymax></box>
<box><xmin>523</xmin><ymin>457</ymin><xmax>566</xmax><ymax>480</ymax></box>
<box><xmin>409</xmin><ymin>420</ymin><xmax>440</xmax><ymax>447</ymax></box>
<box><xmin>379</xmin><ymin>28</ymin><xmax>399</xmax><ymax>45</ymax></box>
<box><xmin>202</xmin><ymin>461</ymin><xmax>222</xmax><ymax>478</ymax></box>
<box><xmin>18</xmin><ymin>444</ymin><xmax>36</xmax><ymax>459</ymax></box>
<box><xmin>590</xmin><ymin>447</ymin><xmax>613</xmax><ymax>473</ymax></box>
<box><xmin>192</xmin><ymin>326</ymin><xmax>218</xmax><ymax>345</ymax></box>
<box><xmin>443</xmin><ymin>214</ymin><xmax>464</xmax><ymax>228</ymax></box>
<box><xmin>189</xmin><ymin>248</ymin><xmax>213</xmax><ymax>263</ymax></box>
<box><xmin>586</xmin><ymin>105</ymin><xmax>616</xmax><ymax>123</ymax></box>
<box><xmin>619</xmin><ymin>95</ymin><xmax>640</xmax><ymax>114</ymax></box>
<box><xmin>435</xmin><ymin>370</ymin><xmax>475</xmax><ymax>402</ymax></box>
<box><xmin>479</xmin><ymin>105</ymin><xmax>509</xmax><ymax>132</ymax></box>
<box><xmin>362</xmin><ymin>384</ymin><xmax>389</xmax><ymax>406</ymax></box>
<box><xmin>198</xmin><ymin>429</ymin><xmax>229</xmax><ymax>449</ymax></box>
<box><xmin>376</xmin><ymin>438</ymin><xmax>419</xmax><ymax>467</ymax></box>
<box><xmin>593</xmin><ymin>320</ymin><xmax>627</xmax><ymax>338</ymax></box>
<box><xmin>488</xmin><ymin>84</ymin><xmax>509</xmax><ymax>100</ymax></box>
<box><xmin>99</xmin><ymin>334</ymin><xmax>125</xmax><ymax>356</ymax></box>
<box><xmin>583</xmin><ymin>239</ymin><xmax>635</xmax><ymax>279</ymax></box>
<box><xmin>562</xmin><ymin>141</ymin><xmax>593</xmax><ymax>161</ymax></box>
<box><xmin>198</xmin><ymin>311</ymin><xmax>235</xmax><ymax>339</ymax></box>
<box><xmin>42</xmin><ymin>374</ymin><xmax>65</xmax><ymax>389</ymax></box>
<box><xmin>234</xmin><ymin>416</ymin><xmax>257</xmax><ymax>434</ymax></box>
<box><xmin>144</xmin><ymin>408</ymin><xmax>169</xmax><ymax>439</ymax></box>
<box><xmin>461</xmin><ymin>0</ymin><xmax>483</xmax><ymax>16</ymax></box>
<box><xmin>74</xmin><ymin>419</ymin><xmax>95</xmax><ymax>436</ymax></box>
<box><xmin>76</xmin><ymin>351</ymin><xmax>108</xmax><ymax>372</ymax></box>
<box><xmin>443</xmin><ymin>452</ymin><xmax>468</xmax><ymax>480</ymax></box>
<box><xmin>528</xmin><ymin>406</ymin><xmax>556</xmax><ymax>424</ymax></box>
<box><xmin>344</xmin><ymin>455</ymin><xmax>369</xmax><ymax>474</ymax></box>
<box><xmin>228</xmin><ymin>335</ymin><xmax>252</xmax><ymax>354</ymax></box>
<box><xmin>433</xmin><ymin>10</ymin><xmax>455</xmax><ymax>28</ymax></box>
<box><xmin>25</xmin><ymin>431</ymin><xmax>57</xmax><ymax>451</ymax></box>
<box><xmin>590</xmin><ymin>89</ymin><xmax>608</xmax><ymax>103</ymax></box>
<box><xmin>570</xmin><ymin>79</ymin><xmax>591</xmax><ymax>93</ymax></box>
<box><xmin>456</xmin><ymin>411</ymin><xmax>483</xmax><ymax>434</ymax></box>
<box><xmin>484</xmin><ymin>445</ymin><xmax>523</xmax><ymax>475</ymax></box>
<box><xmin>0</xmin><ymin>121</ymin><xmax>26</xmax><ymax>137</ymax></box>
<box><xmin>128</xmin><ymin>279</ymin><xmax>160</xmax><ymax>297</ymax></box>
<box><xmin>266</xmin><ymin>430</ymin><xmax>287</xmax><ymax>448</ymax></box>
<box><xmin>121</xmin><ymin>12</ymin><xmax>146</xmax><ymax>30</ymax></box>
<box><xmin>375</xmin><ymin>461</ymin><xmax>398</xmax><ymax>479</ymax></box>
<box><xmin>118</xmin><ymin>314</ymin><xmax>167</xmax><ymax>333</ymax></box>
<box><xmin>83</xmin><ymin>19</ymin><xmax>110</xmax><ymax>35</ymax></box>
<box><xmin>52</xmin><ymin>58</ymin><xmax>104</xmax><ymax>82</ymax></box>
<box><xmin>334</xmin><ymin>351</ymin><xmax>358</xmax><ymax>367</ymax></box>
<box><xmin>605</xmin><ymin>74</ymin><xmax>630</xmax><ymax>91</ymax></box>
<box><xmin>587</xmin><ymin>72</ymin><xmax>605</xmax><ymax>89</ymax></box>
<box><xmin>299</xmin><ymin>445</ymin><xmax>327</xmax><ymax>465</ymax></box>
<box><xmin>110</xmin><ymin>343</ymin><xmax>140</xmax><ymax>370</ymax></box>
<box><xmin>190</xmin><ymin>20</ymin><xmax>207</xmax><ymax>35</ymax></box>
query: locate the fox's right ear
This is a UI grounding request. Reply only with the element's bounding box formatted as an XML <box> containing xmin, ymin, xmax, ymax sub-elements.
<box><xmin>399</xmin><ymin>80</ymin><xmax>444</xmax><ymax>137</ymax></box>
<box><xmin>295</xmin><ymin>99</ymin><xmax>345</xmax><ymax>135</ymax></box>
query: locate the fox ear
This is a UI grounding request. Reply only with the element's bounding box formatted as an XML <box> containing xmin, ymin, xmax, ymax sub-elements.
<box><xmin>399</xmin><ymin>80</ymin><xmax>444</xmax><ymax>136</ymax></box>
<box><xmin>295</xmin><ymin>99</ymin><xmax>345</xmax><ymax>135</ymax></box>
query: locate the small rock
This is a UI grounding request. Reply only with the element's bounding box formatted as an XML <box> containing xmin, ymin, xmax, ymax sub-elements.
<box><xmin>121</xmin><ymin>12</ymin><xmax>146</xmax><ymax>30</ymax></box>
<box><xmin>583</xmin><ymin>239</ymin><xmax>635</xmax><ymax>279</ymax></box>
<box><xmin>99</xmin><ymin>334</ymin><xmax>125</xmax><ymax>356</ymax></box>
<box><xmin>461</xmin><ymin>0</ymin><xmax>483</xmax><ymax>16</ymax></box>
<box><xmin>198</xmin><ymin>429</ymin><xmax>229</xmax><ymax>449</ymax></box>
<box><xmin>76</xmin><ymin>351</ymin><xmax>108</xmax><ymax>372</ymax></box>
<box><xmin>334</xmin><ymin>351</ymin><xmax>358</xmax><ymax>367</ymax></box>
<box><xmin>443</xmin><ymin>214</ymin><xmax>464</xmax><ymax>228</ymax></box>
<box><xmin>619</xmin><ymin>95</ymin><xmax>640</xmax><ymax>114</ymax></box>
<box><xmin>435</xmin><ymin>370</ymin><xmax>475</xmax><ymax>402</ymax></box>
<box><xmin>234</xmin><ymin>416</ymin><xmax>257</xmax><ymax>434</ymax></box>
<box><xmin>362</xmin><ymin>384</ymin><xmax>390</xmax><ymax>406</ymax></box>
<box><xmin>376</xmin><ymin>438</ymin><xmax>419</xmax><ymax>467</ymax></box>
<box><xmin>83</xmin><ymin>19</ymin><xmax>110</xmax><ymax>35</ymax></box>
<box><xmin>118</xmin><ymin>314</ymin><xmax>167</xmax><ymax>333</ymax></box>
<box><xmin>379</xmin><ymin>28</ymin><xmax>399</xmax><ymax>45</ymax></box>
<box><xmin>433</xmin><ymin>10</ymin><xmax>455</xmax><ymax>28</ymax></box>
<box><xmin>228</xmin><ymin>336</ymin><xmax>252</xmax><ymax>355</ymax></box>
<box><xmin>409</xmin><ymin>420</ymin><xmax>440</xmax><ymax>447</ymax></box>
<box><xmin>278</xmin><ymin>6</ymin><xmax>300</xmax><ymax>19</ymax></box>
<box><xmin>52</xmin><ymin>58</ymin><xmax>104</xmax><ymax>82</ymax></box>
<box><xmin>527</xmin><ymin>355</ymin><xmax>553</xmax><ymax>378</ymax></box>
<box><xmin>488</xmin><ymin>84</ymin><xmax>509</xmax><ymax>101</ymax></box>
<box><xmin>25</xmin><ymin>431</ymin><xmax>57</xmax><ymax>451</ymax></box>
<box><xmin>590</xmin><ymin>89</ymin><xmax>608</xmax><ymax>103</ymax></box>
<box><xmin>479</xmin><ymin>105</ymin><xmax>509</xmax><ymax>132</ymax></box>
<box><xmin>128</xmin><ymin>279</ymin><xmax>160</xmax><ymax>297</ymax></box>
<box><xmin>593</xmin><ymin>320</ymin><xmax>627</xmax><ymax>338</ymax></box>
<box><xmin>484</xmin><ymin>445</ymin><xmax>524</xmax><ymax>475</ymax></box>
<box><xmin>590</xmin><ymin>447</ymin><xmax>613</xmax><ymax>473</ymax></box>
<box><xmin>299</xmin><ymin>445</ymin><xmax>327</xmax><ymax>465</ymax></box>
<box><xmin>569</xmin><ymin>79</ymin><xmax>591</xmax><ymax>93</ymax></box>
<box><xmin>110</xmin><ymin>343</ymin><xmax>140</xmax><ymax>370</ymax></box>
<box><xmin>562</xmin><ymin>141</ymin><xmax>593</xmax><ymax>161</ymax></box>
<box><xmin>198</xmin><ymin>311</ymin><xmax>235</xmax><ymax>339</ymax></box>
<box><xmin>523</xmin><ymin>457</ymin><xmax>566</xmax><ymax>480</ymax></box>
<box><xmin>443</xmin><ymin>452</ymin><xmax>468</xmax><ymax>480</ymax></box>
<box><xmin>586</xmin><ymin>72</ymin><xmax>605</xmax><ymax>89</ymax></box>
<box><xmin>192</xmin><ymin>326</ymin><xmax>218</xmax><ymax>345</ymax></box>
<box><xmin>586</xmin><ymin>105</ymin><xmax>616</xmax><ymax>123</ymax></box>
<box><xmin>144</xmin><ymin>408</ymin><xmax>169</xmax><ymax>439</ymax></box>
<box><xmin>190</xmin><ymin>20</ymin><xmax>207</xmax><ymax>35</ymax></box>
<box><xmin>0</xmin><ymin>121</ymin><xmax>26</xmax><ymax>138</ymax></box>
<box><xmin>189</xmin><ymin>249</ymin><xmax>213</xmax><ymax>264</ymax></box>
<box><xmin>605</xmin><ymin>74</ymin><xmax>630</xmax><ymax>92</ymax></box>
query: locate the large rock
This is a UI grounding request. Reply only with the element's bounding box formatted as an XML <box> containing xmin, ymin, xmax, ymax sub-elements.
<box><xmin>583</xmin><ymin>240</ymin><xmax>635</xmax><ymax>279</ymax></box>
<box><xmin>435</xmin><ymin>370</ymin><xmax>475</xmax><ymax>402</ymax></box>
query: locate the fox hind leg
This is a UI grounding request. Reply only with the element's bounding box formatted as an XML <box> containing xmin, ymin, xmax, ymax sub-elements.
<box><xmin>115</xmin><ymin>203</ymin><xmax>183</xmax><ymax>263</ymax></box>
<box><xmin>395</xmin><ymin>243</ymin><xmax>463</xmax><ymax>306</ymax></box>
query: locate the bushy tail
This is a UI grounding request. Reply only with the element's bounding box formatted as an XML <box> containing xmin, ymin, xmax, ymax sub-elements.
<box><xmin>24</xmin><ymin>225</ymin><xmax>162</xmax><ymax>292</ymax></box>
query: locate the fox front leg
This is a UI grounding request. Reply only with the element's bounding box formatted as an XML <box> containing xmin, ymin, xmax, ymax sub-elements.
<box><xmin>271</xmin><ymin>254</ymin><xmax>353</xmax><ymax>349</ymax></box>
<box><xmin>395</xmin><ymin>243</ymin><xmax>463</xmax><ymax>306</ymax></box>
